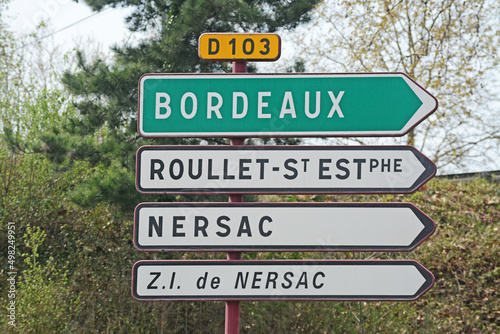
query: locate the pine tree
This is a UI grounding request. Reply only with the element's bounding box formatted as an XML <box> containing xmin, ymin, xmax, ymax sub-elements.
<box><xmin>57</xmin><ymin>0</ymin><xmax>319</xmax><ymax>211</ymax></box>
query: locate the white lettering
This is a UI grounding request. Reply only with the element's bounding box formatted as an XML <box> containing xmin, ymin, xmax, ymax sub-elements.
<box><xmin>232</xmin><ymin>92</ymin><xmax>248</xmax><ymax>119</ymax></box>
<box><xmin>305</xmin><ymin>91</ymin><xmax>321</xmax><ymax>119</ymax></box>
<box><xmin>207</xmin><ymin>92</ymin><xmax>223</xmax><ymax>119</ymax></box>
<box><xmin>154</xmin><ymin>90</ymin><xmax>346</xmax><ymax>121</ymax></box>
<box><xmin>280</xmin><ymin>92</ymin><xmax>296</xmax><ymax>118</ymax></box>
<box><xmin>258</xmin><ymin>92</ymin><xmax>272</xmax><ymax>119</ymax></box>
<box><xmin>327</xmin><ymin>91</ymin><xmax>345</xmax><ymax>118</ymax></box>
<box><xmin>155</xmin><ymin>92</ymin><xmax>171</xmax><ymax>119</ymax></box>
<box><xmin>181</xmin><ymin>92</ymin><xmax>197</xmax><ymax>119</ymax></box>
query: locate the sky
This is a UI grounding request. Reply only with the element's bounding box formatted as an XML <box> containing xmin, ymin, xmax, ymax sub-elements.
<box><xmin>3</xmin><ymin>0</ymin><xmax>499</xmax><ymax>173</ymax></box>
<box><xmin>4</xmin><ymin>0</ymin><xmax>134</xmax><ymax>53</ymax></box>
<box><xmin>3</xmin><ymin>0</ymin><xmax>295</xmax><ymax>67</ymax></box>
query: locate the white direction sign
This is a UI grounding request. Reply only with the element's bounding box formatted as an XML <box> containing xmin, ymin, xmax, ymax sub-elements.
<box><xmin>134</xmin><ymin>203</ymin><xmax>435</xmax><ymax>252</ymax></box>
<box><xmin>132</xmin><ymin>260</ymin><xmax>434</xmax><ymax>301</ymax></box>
<box><xmin>136</xmin><ymin>145</ymin><xmax>436</xmax><ymax>194</ymax></box>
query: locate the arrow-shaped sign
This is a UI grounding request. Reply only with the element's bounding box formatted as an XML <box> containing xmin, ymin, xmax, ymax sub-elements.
<box><xmin>132</xmin><ymin>260</ymin><xmax>434</xmax><ymax>301</ymax></box>
<box><xmin>138</xmin><ymin>73</ymin><xmax>437</xmax><ymax>138</ymax></box>
<box><xmin>136</xmin><ymin>145</ymin><xmax>436</xmax><ymax>194</ymax></box>
<box><xmin>134</xmin><ymin>202</ymin><xmax>435</xmax><ymax>252</ymax></box>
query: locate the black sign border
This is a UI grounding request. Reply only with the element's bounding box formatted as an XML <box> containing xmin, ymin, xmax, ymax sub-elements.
<box><xmin>133</xmin><ymin>202</ymin><xmax>435</xmax><ymax>252</ymax></box>
<box><xmin>197</xmin><ymin>32</ymin><xmax>282</xmax><ymax>62</ymax></box>
<box><xmin>131</xmin><ymin>260</ymin><xmax>435</xmax><ymax>302</ymax></box>
<box><xmin>136</xmin><ymin>145</ymin><xmax>436</xmax><ymax>195</ymax></box>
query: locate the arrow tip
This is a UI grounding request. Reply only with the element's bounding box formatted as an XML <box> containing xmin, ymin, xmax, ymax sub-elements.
<box><xmin>398</xmin><ymin>73</ymin><xmax>438</xmax><ymax>135</ymax></box>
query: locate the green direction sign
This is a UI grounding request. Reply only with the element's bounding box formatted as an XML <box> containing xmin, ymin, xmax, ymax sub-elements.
<box><xmin>138</xmin><ymin>73</ymin><xmax>437</xmax><ymax>137</ymax></box>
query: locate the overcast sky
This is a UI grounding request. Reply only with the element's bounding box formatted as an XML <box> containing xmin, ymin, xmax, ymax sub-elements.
<box><xmin>4</xmin><ymin>0</ymin><xmax>498</xmax><ymax>173</ymax></box>
<box><xmin>5</xmin><ymin>0</ymin><xmax>132</xmax><ymax>53</ymax></box>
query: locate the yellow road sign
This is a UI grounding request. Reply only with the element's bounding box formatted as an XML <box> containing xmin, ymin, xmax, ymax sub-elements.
<box><xmin>198</xmin><ymin>33</ymin><xmax>281</xmax><ymax>61</ymax></box>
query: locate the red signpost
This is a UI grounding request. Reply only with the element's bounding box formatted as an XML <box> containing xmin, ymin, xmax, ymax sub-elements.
<box><xmin>226</xmin><ymin>61</ymin><xmax>246</xmax><ymax>334</ymax></box>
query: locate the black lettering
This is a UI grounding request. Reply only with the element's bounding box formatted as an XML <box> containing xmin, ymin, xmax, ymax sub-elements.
<box><xmin>235</xmin><ymin>272</ymin><xmax>248</xmax><ymax>288</ymax></box>
<box><xmin>259</xmin><ymin>216</ymin><xmax>272</xmax><ymax>237</ymax></box>
<box><xmin>313</xmin><ymin>271</ymin><xmax>325</xmax><ymax>289</ymax></box>
<box><xmin>211</xmin><ymin>276</ymin><xmax>220</xmax><ymax>289</ymax></box>
<box><xmin>353</xmin><ymin>159</ymin><xmax>366</xmax><ymax>179</ymax></box>
<box><xmin>282</xmin><ymin>272</ymin><xmax>294</xmax><ymax>289</ymax></box>
<box><xmin>147</xmin><ymin>272</ymin><xmax>161</xmax><ymax>289</ymax></box>
<box><xmin>256</xmin><ymin>158</ymin><xmax>269</xmax><ymax>179</ymax></box>
<box><xmin>260</xmin><ymin>38</ymin><xmax>270</xmax><ymax>55</ymax></box>
<box><xmin>173</xmin><ymin>216</ymin><xmax>185</xmax><ymax>237</ymax></box>
<box><xmin>284</xmin><ymin>158</ymin><xmax>298</xmax><ymax>180</ymax></box>
<box><xmin>194</xmin><ymin>216</ymin><xmax>208</xmax><ymax>237</ymax></box>
<box><xmin>237</xmin><ymin>216</ymin><xmax>252</xmax><ymax>237</ymax></box>
<box><xmin>242</xmin><ymin>38</ymin><xmax>255</xmax><ymax>55</ymax></box>
<box><xmin>169</xmin><ymin>272</ymin><xmax>176</xmax><ymax>289</ymax></box>
<box><xmin>208</xmin><ymin>38</ymin><xmax>219</xmax><ymax>55</ymax></box>
<box><xmin>239</xmin><ymin>159</ymin><xmax>252</xmax><ymax>179</ymax></box>
<box><xmin>319</xmin><ymin>158</ymin><xmax>332</xmax><ymax>179</ymax></box>
<box><xmin>265</xmin><ymin>272</ymin><xmax>278</xmax><ymax>289</ymax></box>
<box><xmin>229</xmin><ymin>38</ymin><xmax>236</xmax><ymax>55</ymax></box>
<box><xmin>188</xmin><ymin>159</ymin><xmax>202</xmax><ymax>179</ymax></box>
<box><xmin>252</xmin><ymin>272</ymin><xmax>263</xmax><ymax>289</ymax></box>
<box><xmin>197</xmin><ymin>272</ymin><xmax>208</xmax><ymax>289</ymax></box>
<box><xmin>223</xmin><ymin>159</ymin><xmax>235</xmax><ymax>179</ymax></box>
<box><xmin>216</xmin><ymin>216</ymin><xmax>231</xmax><ymax>237</ymax></box>
<box><xmin>394</xmin><ymin>158</ymin><xmax>403</xmax><ymax>172</ymax></box>
<box><xmin>148</xmin><ymin>216</ymin><xmax>163</xmax><ymax>237</ymax></box>
<box><xmin>335</xmin><ymin>158</ymin><xmax>350</xmax><ymax>180</ymax></box>
<box><xmin>296</xmin><ymin>272</ymin><xmax>308</xmax><ymax>289</ymax></box>
<box><xmin>381</xmin><ymin>159</ymin><xmax>391</xmax><ymax>172</ymax></box>
<box><xmin>169</xmin><ymin>159</ymin><xmax>184</xmax><ymax>180</ymax></box>
<box><xmin>150</xmin><ymin>159</ymin><xmax>165</xmax><ymax>180</ymax></box>
<box><xmin>369</xmin><ymin>159</ymin><xmax>379</xmax><ymax>172</ymax></box>
<box><xmin>302</xmin><ymin>158</ymin><xmax>310</xmax><ymax>172</ymax></box>
<box><xmin>208</xmin><ymin>159</ymin><xmax>219</xmax><ymax>179</ymax></box>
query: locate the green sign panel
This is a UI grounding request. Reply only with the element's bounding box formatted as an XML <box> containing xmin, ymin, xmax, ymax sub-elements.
<box><xmin>138</xmin><ymin>73</ymin><xmax>437</xmax><ymax>137</ymax></box>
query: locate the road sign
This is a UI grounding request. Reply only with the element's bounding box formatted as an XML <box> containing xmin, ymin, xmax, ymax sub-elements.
<box><xmin>132</xmin><ymin>260</ymin><xmax>434</xmax><ymax>301</ymax></box>
<box><xmin>137</xmin><ymin>73</ymin><xmax>437</xmax><ymax>138</ymax></box>
<box><xmin>136</xmin><ymin>145</ymin><xmax>436</xmax><ymax>194</ymax></box>
<box><xmin>198</xmin><ymin>33</ymin><xmax>281</xmax><ymax>61</ymax></box>
<box><xmin>134</xmin><ymin>202</ymin><xmax>435</xmax><ymax>252</ymax></box>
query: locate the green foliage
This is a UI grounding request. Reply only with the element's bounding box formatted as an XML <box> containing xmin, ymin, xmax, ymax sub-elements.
<box><xmin>0</xmin><ymin>153</ymin><xmax>68</xmax><ymax>253</ymax></box>
<box><xmin>2</xmin><ymin>154</ymin><xmax>498</xmax><ymax>333</ymax></box>
<box><xmin>0</xmin><ymin>150</ymin><xmax>226</xmax><ymax>333</ymax></box>
<box><xmin>13</xmin><ymin>226</ymin><xmax>78</xmax><ymax>333</ymax></box>
<box><xmin>69</xmin><ymin>160</ymin><xmax>142</xmax><ymax>213</ymax></box>
<box><xmin>1</xmin><ymin>89</ymin><xmax>76</xmax><ymax>154</ymax></box>
<box><xmin>0</xmin><ymin>152</ymin><xmax>88</xmax><ymax>332</ymax></box>
<box><xmin>1</xmin><ymin>1</ymin><xmax>498</xmax><ymax>332</ymax></box>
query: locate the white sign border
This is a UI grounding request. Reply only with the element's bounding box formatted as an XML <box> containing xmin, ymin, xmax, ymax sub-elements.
<box><xmin>137</xmin><ymin>72</ymin><xmax>438</xmax><ymax>138</ymax></box>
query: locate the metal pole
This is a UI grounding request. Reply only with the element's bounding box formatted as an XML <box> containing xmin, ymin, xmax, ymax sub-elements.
<box><xmin>225</xmin><ymin>60</ymin><xmax>247</xmax><ymax>334</ymax></box>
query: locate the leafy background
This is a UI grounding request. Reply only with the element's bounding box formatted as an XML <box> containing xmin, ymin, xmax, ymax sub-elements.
<box><xmin>1</xmin><ymin>0</ymin><xmax>499</xmax><ymax>332</ymax></box>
